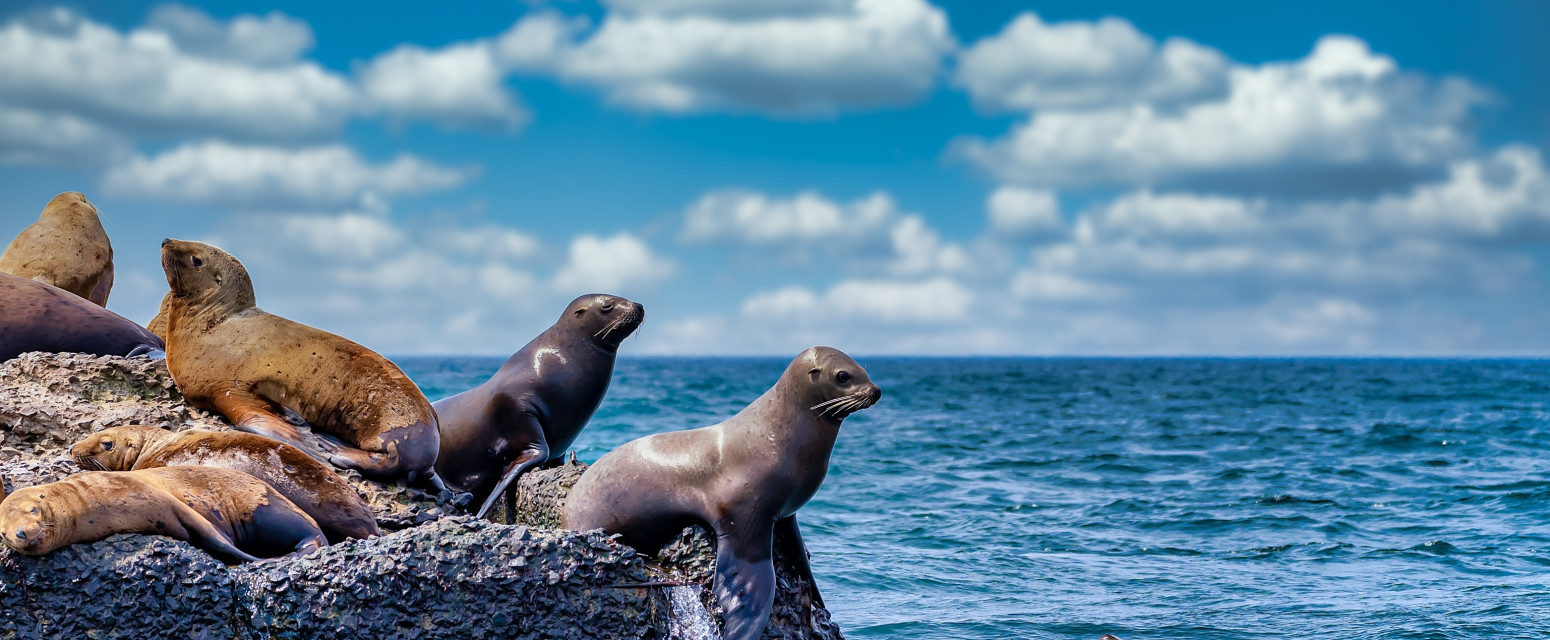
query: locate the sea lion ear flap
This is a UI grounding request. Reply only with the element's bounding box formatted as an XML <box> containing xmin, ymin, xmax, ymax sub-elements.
<box><xmin>809</xmin><ymin>368</ymin><xmax>821</xmax><ymax>383</ymax></box>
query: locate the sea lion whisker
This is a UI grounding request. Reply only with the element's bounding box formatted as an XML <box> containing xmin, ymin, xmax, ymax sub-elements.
<box><xmin>810</xmin><ymin>396</ymin><xmax>849</xmax><ymax>411</ymax></box>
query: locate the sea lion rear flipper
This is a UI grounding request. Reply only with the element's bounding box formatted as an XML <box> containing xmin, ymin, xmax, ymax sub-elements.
<box><xmin>170</xmin><ymin>499</ymin><xmax>260</xmax><ymax>564</ymax></box>
<box><xmin>774</xmin><ymin>515</ymin><xmax>825</xmax><ymax>608</ymax></box>
<box><xmin>475</xmin><ymin>415</ymin><xmax>549</xmax><ymax>522</ymax></box>
<box><xmin>713</xmin><ymin>523</ymin><xmax>777</xmax><ymax>640</ymax></box>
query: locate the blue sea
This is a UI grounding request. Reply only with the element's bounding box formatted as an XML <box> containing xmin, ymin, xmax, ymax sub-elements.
<box><xmin>400</xmin><ymin>357</ymin><xmax>1550</xmax><ymax>640</ymax></box>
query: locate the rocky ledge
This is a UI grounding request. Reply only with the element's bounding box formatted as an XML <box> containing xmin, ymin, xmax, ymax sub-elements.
<box><xmin>0</xmin><ymin>353</ymin><xmax>842</xmax><ymax>640</ymax></box>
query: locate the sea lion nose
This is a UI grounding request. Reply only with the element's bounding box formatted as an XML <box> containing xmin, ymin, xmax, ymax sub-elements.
<box><xmin>161</xmin><ymin>238</ymin><xmax>172</xmax><ymax>247</ymax></box>
<box><xmin>13</xmin><ymin>528</ymin><xmax>25</xmax><ymax>540</ymax></box>
<box><xmin>870</xmin><ymin>385</ymin><xmax>883</xmax><ymax>401</ymax></box>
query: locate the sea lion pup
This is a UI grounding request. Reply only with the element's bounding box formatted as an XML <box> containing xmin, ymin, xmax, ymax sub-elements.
<box><xmin>72</xmin><ymin>426</ymin><xmax>381</xmax><ymax>543</ymax></box>
<box><xmin>0</xmin><ymin>466</ymin><xmax>326</xmax><ymax>563</ymax></box>
<box><xmin>563</xmin><ymin>346</ymin><xmax>881</xmax><ymax>640</ymax></box>
<box><xmin>435</xmin><ymin>294</ymin><xmax>644</xmax><ymax>520</ymax></box>
<box><xmin>0</xmin><ymin>271</ymin><xmax>163</xmax><ymax>361</ymax></box>
<box><xmin>0</xmin><ymin>191</ymin><xmax>114</xmax><ymax>306</ymax></box>
<box><xmin>159</xmin><ymin>239</ymin><xmax>445</xmax><ymax>490</ymax></box>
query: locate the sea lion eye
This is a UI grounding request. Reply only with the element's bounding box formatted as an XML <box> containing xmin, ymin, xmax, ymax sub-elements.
<box><xmin>191</xmin><ymin>256</ymin><xmax>204</xmax><ymax>268</ymax></box>
<box><xmin>100</xmin><ymin>440</ymin><xmax>114</xmax><ymax>451</ymax></box>
<box><xmin>836</xmin><ymin>371</ymin><xmax>851</xmax><ymax>384</ymax></box>
<box><xmin>601</xmin><ymin>303</ymin><xmax>614</xmax><ymax>313</ymax></box>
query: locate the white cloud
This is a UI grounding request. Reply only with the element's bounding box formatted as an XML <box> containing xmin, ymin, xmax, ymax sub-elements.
<box><xmin>360</xmin><ymin>40</ymin><xmax>530</xmax><ymax>130</ymax></box>
<box><xmin>681</xmin><ymin>189</ymin><xmax>895</xmax><ymax>243</ymax></box>
<box><xmin>552</xmin><ymin>233</ymin><xmax>677</xmax><ymax>292</ymax></box>
<box><xmin>437</xmin><ymin>226</ymin><xmax>542</xmax><ymax>262</ymax></box>
<box><xmin>743</xmin><ymin>276</ymin><xmax>973</xmax><ymax>323</ymax></box>
<box><xmin>280</xmin><ymin>213</ymin><xmax>407</xmax><ymax>261</ymax></box>
<box><xmin>529</xmin><ymin>0</ymin><xmax>954</xmax><ymax>115</ymax></box>
<box><xmin>986</xmin><ymin>186</ymin><xmax>1063</xmax><ymax>235</ymax></box>
<box><xmin>0</xmin><ymin>106</ymin><xmax>132</xmax><ymax>166</ymax></box>
<box><xmin>955</xmin><ymin>12</ymin><xmax>1228</xmax><ymax>111</ymax></box>
<box><xmin>0</xmin><ymin>8</ymin><xmax>356</xmax><ymax>139</ymax></box>
<box><xmin>958</xmin><ymin>35</ymin><xmax>1486</xmax><ymax>194</ymax></box>
<box><xmin>101</xmin><ymin>141</ymin><xmax>478</xmax><ymax>207</ymax></box>
<box><xmin>144</xmin><ymin>4</ymin><xmax>314</xmax><ymax>66</ymax></box>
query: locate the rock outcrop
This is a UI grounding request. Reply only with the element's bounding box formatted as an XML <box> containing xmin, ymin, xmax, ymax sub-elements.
<box><xmin>0</xmin><ymin>352</ymin><xmax>844</xmax><ymax>640</ymax></box>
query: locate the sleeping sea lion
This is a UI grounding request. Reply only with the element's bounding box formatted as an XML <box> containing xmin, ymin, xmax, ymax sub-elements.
<box><xmin>0</xmin><ymin>271</ymin><xmax>162</xmax><ymax>361</ymax></box>
<box><xmin>158</xmin><ymin>239</ymin><xmax>445</xmax><ymax>489</ymax></box>
<box><xmin>563</xmin><ymin>346</ymin><xmax>881</xmax><ymax>640</ymax></box>
<box><xmin>0</xmin><ymin>466</ymin><xmax>326</xmax><ymax>563</ymax></box>
<box><xmin>72</xmin><ymin>426</ymin><xmax>380</xmax><ymax>543</ymax></box>
<box><xmin>434</xmin><ymin>294</ymin><xmax>643</xmax><ymax>520</ymax></box>
<box><xmin>0</xmin><ymin>191</ymin><xmax>114</xmax><ymax>306</ymax></box>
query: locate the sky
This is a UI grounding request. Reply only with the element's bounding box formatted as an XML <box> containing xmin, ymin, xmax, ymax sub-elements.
<box><xmin>1</xmin><ymin>0</ymin><xmax>1548</xmax><ymax>356</ymax></box>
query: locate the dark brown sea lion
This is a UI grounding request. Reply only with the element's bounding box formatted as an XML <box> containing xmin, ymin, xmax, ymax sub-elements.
<box><xmin>0</xmin><ymin>191</ymin><xmax>114</xmax><ymax>306</ymax></box>
<box><xmin>72</xmin><ymin>426</ymin><xmax>380</xmax><ymax>543</ymax></box>
<box><xmin>562</xmin><ymin>346</ymin><xmax>881</xmax><ymax>640</ymax></box>
<box><xmin>0</xmin><ymin>466</ymin><xmax>326</xmax><ymax>563</ymax></box>
<box><xmin>0</xmin><ymin>271</ymin><xmax>163</xmax><ymax>362</ymax></box>
<box><xmin>434</xmin><ymin>294</ymin><xmax>643</xmax><ymax>520</ymax></box>
<box><xmin>158</xmin><ymin>239</ymin><xmax>444</xmax><ymax>490</ymax></box>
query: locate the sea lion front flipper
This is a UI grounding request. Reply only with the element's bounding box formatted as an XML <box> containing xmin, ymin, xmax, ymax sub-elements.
<box><xmin>475</xmin><ymin>413</ymin><xmax>549</xmax><ymax>521</ymax></box>
<box><xmin>774</xmin><ymin>515</ymin><xmax>825</xmax><ymax>608</ymax></box>
<box><xmin>87</xmin><ymin>260</ymin><xmax>112</xmax><ymax>307</ymax></box>
<box><xmin>713</xmin><ymin>521</ymin><xmax>777</xmax><ymax>640</ymax></box>
<box><xmin>213</xmin><ymin>390</ymin><xmax>312</xmax><ymax>450</ymax></box>
<box><xmin>169</xmin><ymin>499</ymin><xmax>260</xmax><ymax>564</ymax></box>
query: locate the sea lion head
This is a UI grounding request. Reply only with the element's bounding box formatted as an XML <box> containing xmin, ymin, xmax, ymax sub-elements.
<box><xmin>72</xmin><ymin>425</ymin><xmax>161</xmax><ymax>471</ymax></box>
<box><xmin>160</xmin><ymin>239</ymin><xmax>256</xmax><ymax>314</ymax></box>
<box><xmin>0</xmin><ymin>485</ymin><xmax>70</xmax><ymax>555</ymax></box>
<box><xmin>787</xmin><ymin>346</ymin><xmax>882</xmax><ymax>423</ymax></box>
<box><xmin>559</xmin><ymin>293</ymin><xmax>645</xmax><ymax>349</ymax></box>
<box><xmin>40</xmin><ymin>191</ymin><xmax>100</xmax><ymax>222</ymax></box>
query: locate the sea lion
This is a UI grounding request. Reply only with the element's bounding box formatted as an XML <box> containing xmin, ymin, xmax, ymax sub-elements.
<box><xmin>0</xmin><ymin>192</ymin><xmax>114</xmax><ymax>306</ymax></box>
<box><xmin>434</xmin><ymin>294</ymin><xmax>644</xmax><ymax>520</ymax></box>
<box><xmin>563</xmin><ymin>346</ymin><xmax>881</xmax><ymax>640</ymax></box>
<box><xmin>147</xmin><ymin>290</ymin><xmax>171</xmax><ymax>341</ymax></box>
<box><xmin>72</xmin><ymin>426</ymin><xmax>380</xmax><ymax>543</ymax></box>
<box><xmin>0</xmin><ymin>271</ymin><xmax>163</xmax><ymax>361</ymax></box>
<box><xmin>0</xmin><ymin>466</ymin><xmax>326</xmax><ymax>563</ymax></box>
<box><xmin>159</xmin><ymin>239</ymin><xmax>444</xmax><ymax>489</ymax></box>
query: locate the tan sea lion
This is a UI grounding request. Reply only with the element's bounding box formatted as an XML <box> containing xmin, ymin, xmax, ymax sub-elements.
<box><xmin>147</xmin><ymin>290</ymin><xmax>171</xmax><ymax>342</ymax></box>
<box><xmin>0</xmin><ymin>191</ymin><xmax>114</xmax><ymax>306</ymax></box>
<box><xmin>563</xmin><ymin>346</ymin><xmax>882</xmax><ymax>640</ymax></box>
<box><xmin>159</xmin><ymin>239</ymin><xmax>444</xmax><ymax>489</ymax></box>
<box><xmin>0</xmin><ymin>271</ymin><xmax>163</xmax><ymax>361</ymax></box>
<box><xmin>72</xmin><ymin>426</ymin><xmax>380</xmax><ymax>543</ymax></box>
<box><xmin>434</xmin><ymin>293</ymin><xmax>644</xmax><ymax>521</ymax></box>
<box><xmin>0</xmin><ymin>466</ymin><xmax>326</xmax><ymax>563</ymax></box>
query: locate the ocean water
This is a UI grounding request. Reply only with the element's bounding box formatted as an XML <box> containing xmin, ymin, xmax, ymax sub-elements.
<box><xmin>400</xmin><ymin>357</ymin><xmax>1550</xmax><ymax>640</ymax></box>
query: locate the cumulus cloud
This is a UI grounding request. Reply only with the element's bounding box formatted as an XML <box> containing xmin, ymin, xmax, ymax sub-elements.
<box><xmin>551</xmin><ymin>233</ymin><xmax>677</xmax><ymax>293</ymax></box>
<box><xmin>682</xmin><ymin>189</ymin><xmax>895</xmax><ymax>244</ymax></box>
<box><xmin>144</xmin><ymin>4</ymin><xmax>315</xmax><ymax>65</ymax></box>
<box><xmin>0</xmin><ymin>8</ymin><xmax>356</xmax><ymax>140</ymax></box>
<box><xmin>986</xmin><ymin>186</ymin><xmax>1064</xmax><ymax>235</ymax></box>
<box><xmin>743</xmin><ymin>276</ymin><xmax>973</xmax><ymax>323</ymax></box>
<box><xmin>520</xmin><ymin>0</ymin><xmax>954</xmax><ymax>115</ymax></box>
<box><xmin>101</xmin><ymin>141</ymin><xmax>478</xmax><ymax>207</ymax></box>
<box><xmin>957</xmin><ymin>35</ymin><xmax>1487</xmax><ymax>195</ymax></box>
<box><xmin>679</xmin><ymin>188</ymin><xmax>971</xmax><ymax>275</ymax></box>
<box><xmin>955</xmin><ymin>12</ymin><xmax>1229</xmax><ymax>111</ymax></box>
<box><xmin>360</xmin><ymin>40</ymin><xmax>530</xmax><ymax>130</ymax></box>
<box><xmin>0</xmin><ymin>106</ymin><xmax>132</xmax><ymax>167</ymax></box>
